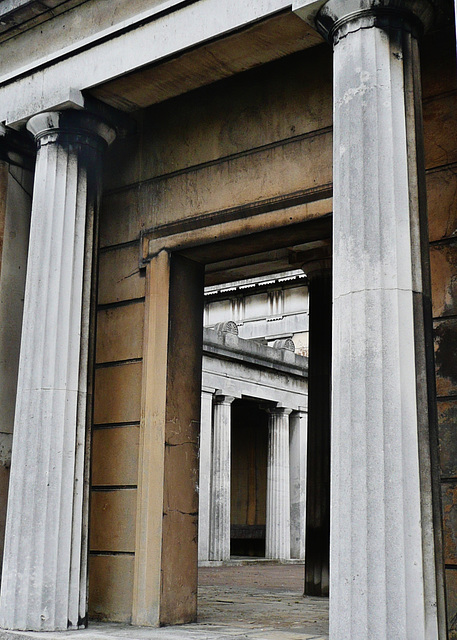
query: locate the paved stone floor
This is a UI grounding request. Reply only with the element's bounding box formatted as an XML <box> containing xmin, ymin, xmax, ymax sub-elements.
<box><xmin>0</xmin><ymin>564</ymin><xmax>329</xmax><ymax>640</ymax></box>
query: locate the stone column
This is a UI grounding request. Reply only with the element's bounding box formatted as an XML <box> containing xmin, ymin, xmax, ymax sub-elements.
<box><xmin>295</xmin><ymin>1</ymin><xmax>446</xmax><ymax>637</ymax></box>
<box><xmin>209</xmin><ymin>394</ymin><xmax>235</xmax><ymax>561</ymax></box>
<box><xmin>302</xmin><ymin>253</ymin><xmax>331</xmax><ymax>596</ymax></box>
<box><xmin>0</xmin><ymin>110</ymin><xmax>115</xmax><ymax>631</ymax></box>
<box><xmin>289</xmin><ymin>408</ymin><xmax>307</xmax><ymax>560</ymax></box>
<box><xmin>266</xmin><ymin>407</ymin><xmax>292</xmax><ymax>560</ymax></box>
<box><xmin>198</xmin><ymin>387</ymin><xmax>214</xmax><ymax>562</ymax></box>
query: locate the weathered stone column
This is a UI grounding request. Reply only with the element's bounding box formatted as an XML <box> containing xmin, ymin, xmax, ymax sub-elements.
<box><xmin>302</xmin><ymin>253</ymin><xmax>331</xmax><ymax>596</ymax></box>
<box><xmin>295</xmin><ymin>1</ymin><xmax>446</xmax><ymax>637</ymax></box>
<box><xmin>266</xmin><ymin>407</ymin><xmax>292</xmax><ymax>560</ymax></box>
<box><xmin>0</xmin><ymin>111</ymin><xmax>115</xmax><ymax>631</ymax></box>
<box><xmin>289</xmin><ymin>408</ymin><xmax>307</xmax><ymax>560</ymax></box>
<box><xmin>198</xmin><ymin>387</ymin><xmax>214</xmax><ymax>562</ymax></box>
<box><xmin>209</xmin><ymin>394</ymin><xmax>235</xmax><ymax>561</ymax></box>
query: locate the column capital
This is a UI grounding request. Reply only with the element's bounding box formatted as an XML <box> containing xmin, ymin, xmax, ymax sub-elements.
<box><xmin>268</xmin><ymin>406</ymin><xmax>293</xmax><ymax>417</ymax></box>
<box><xmin>26</xmin><ymin>109</ymin><xmax>116</xmax><ymax>150</ymax></box>
<box><xmin>294</xmin><ymin>0</ymin><xmax>435</xmax><ymax>44</ymax></box>
<box><xmin>214</xmin><ymin>394</ymin><xmax>236</xmax><ymax>406</ymax></box>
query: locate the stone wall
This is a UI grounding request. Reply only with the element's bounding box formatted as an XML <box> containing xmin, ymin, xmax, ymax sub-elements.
<box><xmin>424</xmin><ymin>27</ymin><xmax>457</xmax><ymax>639</ymax></box>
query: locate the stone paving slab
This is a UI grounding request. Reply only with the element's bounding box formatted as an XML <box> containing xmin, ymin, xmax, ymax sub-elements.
<box><xmin>0</xmin><ymin>565</ymin><xmax>329</xmax><ymax>640</ymax></box>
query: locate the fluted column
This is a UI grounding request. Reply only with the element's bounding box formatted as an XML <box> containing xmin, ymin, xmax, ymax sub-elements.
<box><xmin>0</xmin><ymin>110</ymin><xmax>115</xmax><ymax>631</ymax></box>
<box><xmin>266</xmin><ymin>407</ymin><xmax>292</xmax><ymax>560</ymax></box>
<box><xmin>289</xmin><ymin>409</ymin><xmax>307</xmax><ymax>560</ymax></box>
<box><xmin>209</xmin><ymin>394</ymin><xmax>234</xmax><ymax>561</ymax></box>
<box><xmin>198</xmin><ymin>388</ymin><xmax>214</xmax><ymax>562</ymax></box>
<box><xmin>298</xmin><ymin>2</ymin><xmax>445</xmax><ymax>638</ymax></box>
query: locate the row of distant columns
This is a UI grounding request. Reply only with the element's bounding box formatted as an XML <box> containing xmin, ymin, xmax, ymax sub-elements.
<box><xmin>198</xmin><ymin>396</ymin><xmax>308</xmax><ymax>563</ymax></box>
<box><xmin>0</xmin><ymin>0</ymin><xmax>448</xmax><ymax>636</ymax></box>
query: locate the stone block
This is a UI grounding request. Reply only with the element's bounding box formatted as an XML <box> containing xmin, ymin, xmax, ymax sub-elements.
<box><xmin>424</xmin><ymin>93</ymin><xmax>457</xmax><ymax>170</ymax></box>
<box><xmin>163</xmin><ymin>443</ymin><xmax>199</xmax><ymax>515</ymax></box>
<box><xmin>434</xmin><ymin>318</ymin><xmax>457</xmax><ymax>397</ymax></box>
<box><xmin>430</xmin><ymin>243</ymin><xmax>457</xmax><ymax>318</ymax></box>
<box><xmin>90</xmin><ymin>488</ymin><xmax>137</xmax><ymax>552</ymax></box>
<box><xmin>427</xmin><ymin>168</ymin><xmax>457</xmax><ymax>242</ymax></box>
<box><xmin>88</xmin><ymin>554</ymin><xmax>134</xmax><ymax>623</ymax></box>
<box><xmin>159</xmin><ymin>510</ymin><xmax>198</xmax><ymax>625</ymax></box>
<box><xmin>93</xmin><ymin>362</ymin><xmax>142</xmax><ymax>425</ymax></box>
<box><xmin>96</xmin><ymin>302</ymin><xmax>144</xmax><ymax>364</ymax></box>
<box><xmin>442</xmin><ymin>483</ymin><xmax>457</xmax><ymax>564</ymax></box>
<box><xmin>97</xmin><ymin>245</ymin><xmax>145</xmax><ymax>305</ymax></box>
<box><xmin>446</xmin><ymin>568</ymin><xmax>457</xmax><ymax>640</ymax></box>
<box><xmin>92</xmin><ymin>426</ymin><xmax>139</xmax><ymax>487</ymax></box>
<box><xmin>438</xmin><ymin>400</ymin><xmax>457</xmax><ymax>478</ymax></box>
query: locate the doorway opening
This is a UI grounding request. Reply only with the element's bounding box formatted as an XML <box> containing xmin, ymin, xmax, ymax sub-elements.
<box><xmin>231</xmin><ymin>398</ymin><xmax>268</xmax><ymax>559</ymax></box>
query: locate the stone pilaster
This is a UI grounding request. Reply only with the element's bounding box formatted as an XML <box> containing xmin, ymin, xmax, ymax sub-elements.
<box><xmin>198</xmin><ymin>388</ymin><xmax>214</xmax><ymax>562</ymax></box>
<box><xmin>209</xmin><ymin>394</ymin><xmax>235</xmax><ymax>561</ymax></box>
<box><xmin>301</xmin><ymin>253</ymin><xmax>331</xmax><ymax>596</ymax></box>
<box><xmin>133</xmin><ymin>251</ymin><xmax>204</xmax><ymax>627</ymax></box>
<box><xmin>296</xmin><ymin>1</ymin><xmax>445</xmax><ymax>638</ymax></box>
<box><xmin>289</xmin><ymin>409</ymin><xmax>307</xmax><ymax>560</ymax></box>
<box><xmin>266</xmin><ymin>407</ymin><xmax>292</xmax><ymax>560</ymax></box>
<box><xmin>0</xmin><ymin>110</ymin><xmax>115</xmax><ymax>631</ymax></box>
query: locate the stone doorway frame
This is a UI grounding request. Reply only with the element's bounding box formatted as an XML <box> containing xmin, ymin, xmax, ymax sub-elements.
<box><xmin>132</xmin><ymin>210</ymin><xmax>333</xmax><ymax>627</ymax></box>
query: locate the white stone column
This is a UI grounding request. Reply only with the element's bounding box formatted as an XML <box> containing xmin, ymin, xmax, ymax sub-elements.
<box><xmin>198</xmin><ymin>387</ymin><xmax>214</xmax><ymax>562</ymax></box>
<box><xmin>0</xmin><ymin>110</ymin><xmax>115</xmax><ymax>631</ymax></box>
<box><xmin>296</xmin><ymin>1</ymin><xmax>445</xmax><ymax>638</ymax></box>
<box><xmin>209</xmin><ymin>394</ymin><xmax>234</xmax><ymax>561</ymax></box>
<box><xmin>266</xmin><ymin>407</ymin><xmax>292</xmax><ymax>560</ymax></box>
<box><xmin>289</xmin><ymin>409</ymin><xmax>307</xmax><ymax>560</ymax></box>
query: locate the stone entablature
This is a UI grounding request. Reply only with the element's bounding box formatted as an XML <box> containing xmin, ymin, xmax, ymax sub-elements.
<box><xmin>202</xmin><ymin>328</ymin><xmax>308</xmax><ymax>411</ymax></box>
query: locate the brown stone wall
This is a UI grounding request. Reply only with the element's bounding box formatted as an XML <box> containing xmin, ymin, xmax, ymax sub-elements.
<box><xmin>88</xmin><ymin>248</ymin><xmax>145</xmax><ymax>621</ymax></box>
<box><xmin>423</xmin><ymin>27</ymin><xmax>457</xmax><ymax>639</ymax></box>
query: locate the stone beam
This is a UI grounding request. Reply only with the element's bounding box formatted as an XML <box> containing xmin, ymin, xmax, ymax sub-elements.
<box><xmin>0</xmin><ymin>0</ymin><xmax>305</xmax><ymax>127</ymax></box>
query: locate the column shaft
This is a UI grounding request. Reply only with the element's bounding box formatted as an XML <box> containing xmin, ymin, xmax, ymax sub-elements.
<box><xmin>266</xmin><ymin>408</ymin><xmax>291</xmax><ymax>560</ymax></box>
<box><xmin>198</xmin><ymin>389</ymin><xmax>214</xmax><ymax>562</ymax></box>
<box><xmin>289</xmin><ymin>409</ymin><xmax>307</xmax><ymax>560</ymax></box>
<box><xmin>209</xmin><ymin>395</ymin><xmax>234</xmax><ymax>561</ymax></box>
<box><xmin>0</xmin><ymin>111</ymin><xmax>114</xmax><ymax>631</ymax></box>
<box><xmin>315</xmin><ymin>3</ymin><xmax>445</xmax><ymax>638</ymax></box>
<box><xmin>133</xmin><ymin>251</ymin><xmax>204</xmax><ymax>626</ymax></box>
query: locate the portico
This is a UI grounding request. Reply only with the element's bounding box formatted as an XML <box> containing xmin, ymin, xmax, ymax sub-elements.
<box><xmin>0</xmin><ymin>0</ymin><xmax>453</xmax><ymax>638</ymax></box>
